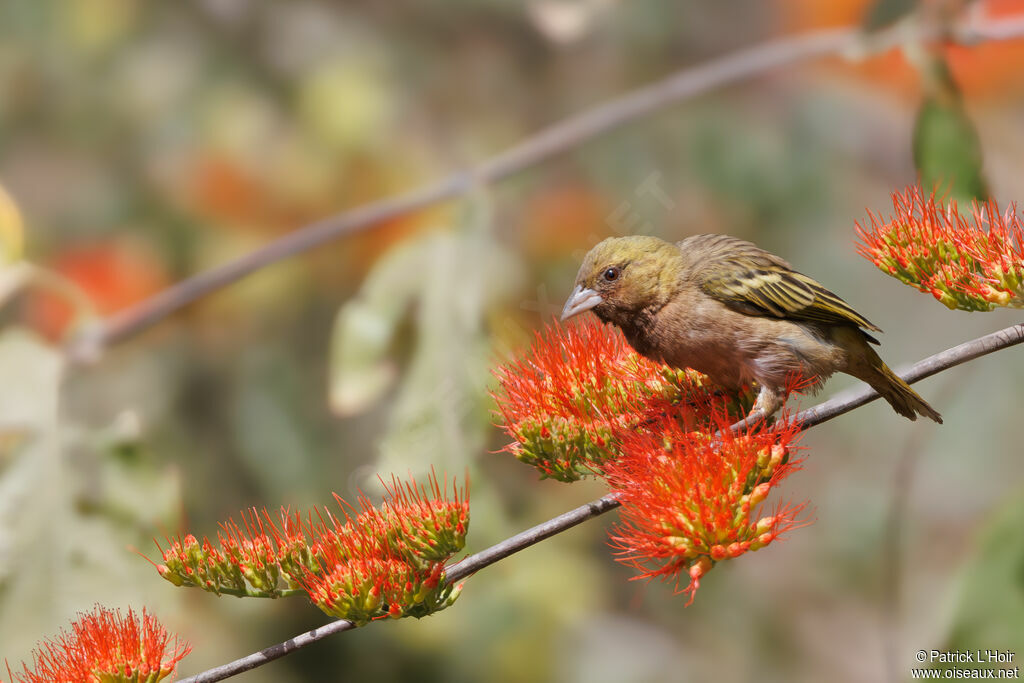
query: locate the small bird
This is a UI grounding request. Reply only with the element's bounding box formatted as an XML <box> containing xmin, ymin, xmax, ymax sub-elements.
<box><xmin>561</xmin><ymin>234</ymin><xmax>941</xmax><ymax>423</ymax></box>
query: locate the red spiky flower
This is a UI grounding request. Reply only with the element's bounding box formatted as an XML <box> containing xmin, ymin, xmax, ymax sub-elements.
<box><xmin>369</xmin><ymin>471</ymin><xmax>470</xmax><ymax>567</ymax></box>
<box><xmin>152</xmin><ymin>471</ymin><xmax>469</xmax><ymax>622</ymax></box>
<box><xmin>492</xmin><ymin>320</ymin><xmax>754</xmax><ymax>481</ymax></box>
<box><xmin>301</xmin><ymin>525</ymin><xmax>459</xmax><ymax>625</ymax></box>
<box><xmin>7</xmin><ymin>605</ymin><xmax>190</xmax><ymax>683</ymax></box>
<box><xmin>604</xmin><ymin>407</ymin><xmax>807</xmax><ymax>605</ymax></box>
<box><xmin>857</xmin><ymin>185</ymin><xmax>1024</xmax><ymax>311</ymax></box>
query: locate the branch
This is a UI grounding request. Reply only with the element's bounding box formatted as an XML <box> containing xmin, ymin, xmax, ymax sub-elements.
<box><xmin>67</xmin><ymin>15</ymin><xmax>1024</xmax><ymax>361</ymax></box>
<box><xmin>177</xmin><ymin>321</ymin><xmax>1024</xmax><ymax>682</ymax></box>
<box><xmin>795</xmin><ymin>322</ymin><xmax>1024</xmax><ymax>428</ymax></box>
<box><xmin>176</xmin><ymin>619</ymin><xmax>357</xmax><ymax>683</ymax></box>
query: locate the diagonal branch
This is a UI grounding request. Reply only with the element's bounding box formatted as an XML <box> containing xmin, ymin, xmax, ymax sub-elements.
<box><xmin>445</xmin><ymin>323</ymin><xmax>1024</xmax><ymax>581</ymax></box>
<box><xmin>176</xmin><ymin>321</ymin><xmax>1024</xmax><ymax>683</ymax></box>
<box><xmin>68</xmin><ymin>15</ymin><xmax>1024</xmax><ymax>361</ymax></box>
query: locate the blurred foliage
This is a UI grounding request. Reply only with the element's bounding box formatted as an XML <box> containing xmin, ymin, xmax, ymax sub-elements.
<box><xmin>913</xmin><ymin>53</ymin><xmax>990</xmax><ymax>202</ymax></box>
<box><xmin>0</xmin><ymin>0</ymin><xmax>1022</xmax><ymax>681</ymax></box>
<box><xmin>331</xmin><ymin>200</ymin><xmax>524</xmax><ymax>476</ymax></box>
<box><xmin>944</xmin><ymin>489</ymin><xmax>1024</xmax><ymax>673</ymax></box>
<box><xmin>0</xmin><ymin>330</ymin><xmax>181</xmax><ymax>661</ymax></box>
<box><xmin>862</xmin><ymin>0</ymin><xmax>918</xmax><ymax>31</ymax></box>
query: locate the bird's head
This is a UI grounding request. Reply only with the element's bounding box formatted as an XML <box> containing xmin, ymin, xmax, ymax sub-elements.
<box><xmin>560</xmin><ymin>236</ymin><xmax>681</xmax><ymax>326</ymax></box>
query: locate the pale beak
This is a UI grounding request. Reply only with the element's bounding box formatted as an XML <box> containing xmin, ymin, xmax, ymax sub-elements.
<box><xmin>560</xmin><ymin>285</ymin><xmax>603</xmax><ymax>321</ymax></box>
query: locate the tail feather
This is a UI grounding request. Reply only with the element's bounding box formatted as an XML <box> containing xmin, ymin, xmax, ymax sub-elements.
<box><xmin>866</xmin><ymin>362</ymin><xmax>943</xmax><ymax>424</ymax></box>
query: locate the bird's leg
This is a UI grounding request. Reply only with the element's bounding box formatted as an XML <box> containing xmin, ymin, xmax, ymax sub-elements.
<box><xmin>750</xmin><ymin>384</ymin><xmax>785</xmax><ymax>419</ymax></box>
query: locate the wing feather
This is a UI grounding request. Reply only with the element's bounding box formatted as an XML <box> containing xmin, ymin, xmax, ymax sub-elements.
<box><xmin>680</xmin><ymin>234</ymin><xmax>882</xmax><ymax>336</ymax></box>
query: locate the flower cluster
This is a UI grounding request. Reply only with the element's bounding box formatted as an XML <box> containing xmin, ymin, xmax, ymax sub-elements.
<box><xmin>6</xmin><ymin>605</ymin><xmax>190</xmax><ymax>683</ymax></box>
<box><xmin>857</xmin><ymin>185</ymin><xmax>1024</xmax><ymax>311</ymax></box>
<box><xmin>604</xmin><ymin>409</ymin><xmax>806</xmax><ymax>604</ymax></box>
<box><xmin>492</xmin><ymin>320</ymin><xmax>755</xmax><ymax>481</ymax></box>
<box><xmin>155</xmin><ymin>471</ymin><xmax>469</xmax><ymax>625</ymax></box>
<box><xmin>155</xmin><ymin>509</ymin><xmax>308</xmax><ymax>597</ymax></box>
<box><xmin>493</xmin><ymin>321</ymin><xmax>808</xmax><ymax>602</ymax></box>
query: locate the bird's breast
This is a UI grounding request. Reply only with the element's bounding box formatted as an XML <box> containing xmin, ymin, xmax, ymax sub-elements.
<box><xmin>622</xmin><ymin>295</ymin><xmax>842</xmax><ymax>391</ymax></box>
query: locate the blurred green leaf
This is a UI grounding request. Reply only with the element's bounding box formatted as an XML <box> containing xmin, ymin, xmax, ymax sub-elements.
<box><xmin>375</xmin><ymin>225</ymin><xmax>523</xmax><ymax>476</ymax></box>
<box><xmin>862</xmin><ymin>0</ymin><xmax>917</xmax><ymax>32</ymax></box>
<box><xmin>331</xmin><ymin>193</ymin><xmax>524</xmax><ymax>478</ymax></box>
<box><xmin>0</xmin><ymin>330</ymin><xmax>69</xmax><ymax>654</ymax></box>
<box><xmin>329</xmin><ymin>240</ymin><xmax>423</xmax><ymax>416</ymax></box>
<box><xmin>912</xmin><ymin>55</ymin><xmax>989</xmax><ymax>202</ymax></box>
<box><xmin>0</xmin><ymin>330</ymin><xmax>181</xmax><ymax>663</ymax></box>
<box><xmin>945</xmin><ymin>488</ymin><xmax>1024</xmax><ymax>663</ymax></box>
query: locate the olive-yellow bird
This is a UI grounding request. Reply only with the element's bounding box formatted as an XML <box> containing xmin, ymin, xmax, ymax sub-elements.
<box><xmin>561</xmin><ymin>234</ymin><xmax>941</xmax><ymax>423</ymax></box>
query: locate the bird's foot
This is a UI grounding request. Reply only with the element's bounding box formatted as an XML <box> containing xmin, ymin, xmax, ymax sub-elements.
<box><xmin>750</xmin><ymin>386</ymin><xmax>784</xmax><ymax>419</ymax></box>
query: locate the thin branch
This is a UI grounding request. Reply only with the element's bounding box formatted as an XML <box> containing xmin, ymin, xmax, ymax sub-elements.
<box><xmin>176</xmin><ymin>619</ymin><xmax>357</xmax><ymax>683</ymax></box>
<box><xmin>794</xmin><ymin>323</ymin><xmax>1024</xmax><ymax>428</ymax></box>
<box><xmin>445</xmin><ymin>494</ymin><xmax>622</xmax><ymax>584</ymax></box>
<box><xmin>177</xmin><ymin>321</ymin><xmax>1024</xmax><ymax>683</ymax></box>
<box><xmin>67</xmin><ymin>15</ymin><xmax>1024</xmax><ymax>361</ymax></box>
<box><xmin>448</xmin><ymin>324</ymin><xmax>1024</xmax><ymax>578</ymax></box>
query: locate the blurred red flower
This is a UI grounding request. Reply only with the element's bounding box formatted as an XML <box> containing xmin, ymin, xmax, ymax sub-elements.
<box><xmin>24</xmin><ymin>242</ymin><xmax>168</xmax><ymax>340</ymax></box>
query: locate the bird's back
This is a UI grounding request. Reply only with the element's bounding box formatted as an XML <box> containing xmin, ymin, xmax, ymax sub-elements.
<box><xmin>675</xmin><ymin>234</ymin><xmax>881</xmax><ymax>337</ymax></box>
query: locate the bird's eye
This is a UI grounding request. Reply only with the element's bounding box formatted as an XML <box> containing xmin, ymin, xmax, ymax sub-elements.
<box><xmin>602</xmin><ymin>267</ymin><xmax>621</xmax><ymax>282</ymax></box>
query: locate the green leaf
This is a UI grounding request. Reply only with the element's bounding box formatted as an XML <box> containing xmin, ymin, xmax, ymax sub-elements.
<box><xmin>862</xmin><ymin>0</ymin><xmax>917</xmax><ymax>32</ymax></box>
<box><xmin>912</xmin><ymin>55</ymin><xmax>989</xmax><ymax>202</ymax></box>
<box><xmin>329</xmin><ymin>239</ymin><xmax>424</xmax><ymax>415</ymax></box>
<box><xmin>0</xmin><ymin>330</ymin><xmax>183</xmax><ymax>665</ymax></box>
<box><xmin>374</xmin><ymin>227</ymin><xmax>522</xmax><ymax>475</ymax></box>
<box><xmin>331</xmin><ymin>191</ymin><xmax>524</xmax><ymax>478</ymax></box>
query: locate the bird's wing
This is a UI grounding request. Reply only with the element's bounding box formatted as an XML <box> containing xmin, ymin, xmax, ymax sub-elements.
<box><xmin>681</xmin><ymin>234</ymin><xmax>882</xmax><ymax>334</ymax></box>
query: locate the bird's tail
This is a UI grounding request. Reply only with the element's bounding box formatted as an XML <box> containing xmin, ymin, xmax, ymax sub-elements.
<box><xmin>862</xmin><ymin>357</ymin><xmax>943</xmax><ymax>424</ymax></box>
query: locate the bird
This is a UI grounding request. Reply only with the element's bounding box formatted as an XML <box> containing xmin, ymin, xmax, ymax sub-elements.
<box><xmin>560</xmin><ymin>234</ymin><xmax>941</xmax><ymax>423</ymax></box>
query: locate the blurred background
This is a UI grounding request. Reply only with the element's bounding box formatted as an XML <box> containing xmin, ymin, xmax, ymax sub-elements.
<box><xmin>1</xmin><ymin>0</ymin><xmax>1023</xmax><ymax>681</ymax></box>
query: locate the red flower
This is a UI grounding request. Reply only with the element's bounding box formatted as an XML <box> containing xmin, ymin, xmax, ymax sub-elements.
<box><xmin>7</xmin><ymin>605</ymin><xmax>189</xmax><ymax>682</ymax></box>
<box><xmin>492</xmin><ymin>320</ymin><xmax>754</xmax><ymax>481</ymax></box>
<box><xmin>152</xmin><ymin>472</ymin><xmax>469</xmax><ymax>622</ymax></box>
<box><xmin>155</xmin><ymin>533</ymin><xmax>241</xmax><ymax>595</ymax></box>
<box><xmin>857</xmin><ymin>185</ymin><xmax>1024</xmax><ymax>311</ymax></box>
<box><xmin>604</xmin><ymin>407</ymin><xmax>807</xmax><ymax>605</ymax></box>
<box><xmin>370</xmin><ymin>470</ymin><xmax>470</xmax><ymax>567</ymax></box>
<box><xmin>301</xmin><ymin>535</ymin><xmax>459</xmax><ymax>625</ymax></box>
<box><xmin>23</xmin><ymin>242</ymin><xmax>168</xmax><ymax>340</ymax></box>
<box><xmin>217</xmin><ymin>511</ymin><xmax>284</xmax><ymax>594</ymax></box>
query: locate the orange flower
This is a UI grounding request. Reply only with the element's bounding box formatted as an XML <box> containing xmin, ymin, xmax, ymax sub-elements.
<box><xmin>24</xmin><ymin>242</ymin><xmax>167</xmax><ymax>340</ymax></box>
<box><xmin>492</xmin><ymin>320</ymin><xmax>753</xmax><ymax>481</ymax></box>
<box><xmin>369</xmin><ymin>472</ymin><xmax>470</xmax><ymax>567</ymax></box>
<box><xmin>301</xmin><ymin>536</ymin><xmax>459</xmax><ymax>625</ymax></box>
<box><xmin>7</xmin><ymin>605</ymin><xmax>189</xmax><ymax>683</ymax></box>
<box><xmin>777</xmin><ymin>0</ymin><xmax>1024</xmax><ymax>98</ymax></box>
<box><xmin>154</xmin><ymin>472</ymin><xmax>468</xmax><ymax>622</ymax></box>
<box><xmin>604</xmin><ymin>408</ymin><xmax>806</xmax><ymax>605</ymax></box>
<box><xmin>857</xmin><ymin>185</ymin><xmax>1024</xmax><ymax>311</ymax></box>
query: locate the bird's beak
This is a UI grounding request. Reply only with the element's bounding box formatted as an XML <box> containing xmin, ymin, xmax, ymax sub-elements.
<box><xmin>560</xmin><ymin>285</ymin><xmax>603</xmax><ymax>321</ymax></box>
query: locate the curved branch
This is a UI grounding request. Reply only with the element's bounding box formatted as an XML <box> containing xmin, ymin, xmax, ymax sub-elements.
<box><xmin>796</xmin><ymin>322</ymin><xmax>1024</xmax><ymax>428</ymax></box>
<box><xmin>448</xmin><ymin>324</ymin><xmax>1024</xmax><ymax>578</ymax></box>
<box><xmin>176</xmin><ymin>619</ymin><xmax>357</xmax><ymax>683</ymax></box>
<box><xmin>70</xmin><ymin>15</ymin><xmax>1024</xmax><ymax>361</ymax></box>
<box><xmin>71</xmin><ymin>27</ymin><xmax>849</xmax><ymax>359</ymax></box>
<box><xmin>177</xmin><ymin>321</ymin><xmax>1024</xmax><ymax>683</ymax></box>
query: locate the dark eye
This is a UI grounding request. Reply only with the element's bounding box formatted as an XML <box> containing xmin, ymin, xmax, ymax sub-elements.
<box><xmin>602</xmin><ymin>267</ymin><xmax>621</xmax><ymax>282</ymax></box>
